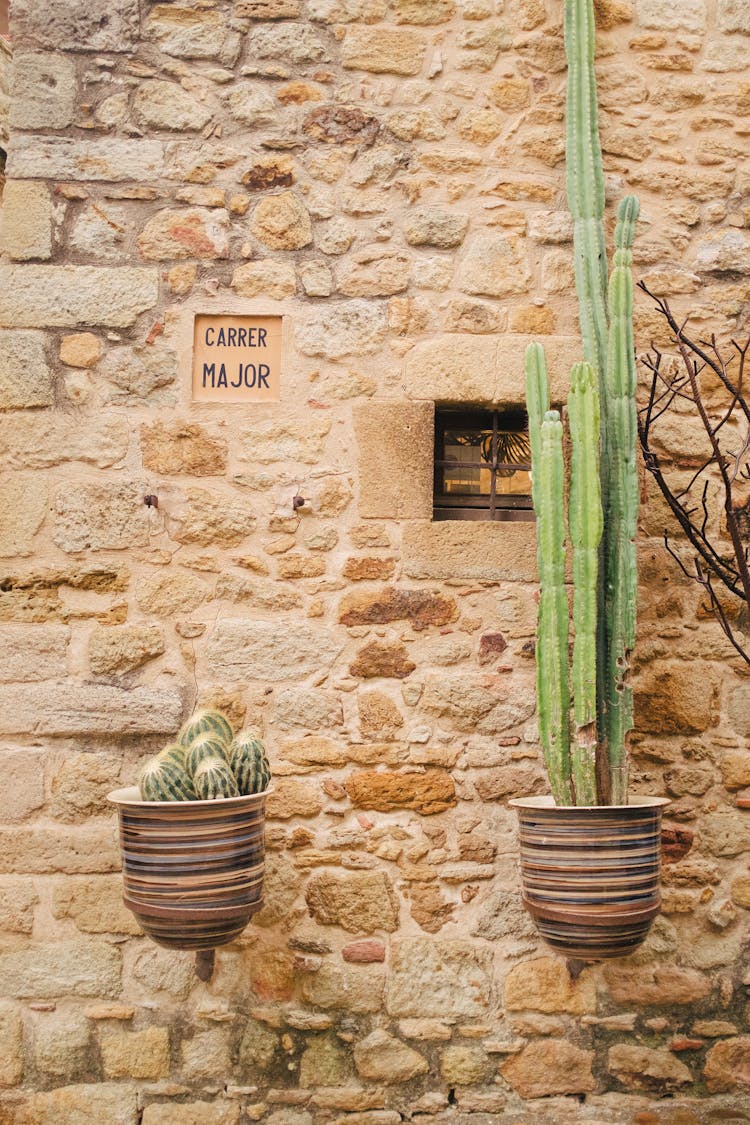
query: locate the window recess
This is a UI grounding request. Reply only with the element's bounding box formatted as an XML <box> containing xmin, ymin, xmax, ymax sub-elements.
<box><xmin>433</xmin><ymin>407</ymin><xmax>534</xmax><ymax>523</ymax></box>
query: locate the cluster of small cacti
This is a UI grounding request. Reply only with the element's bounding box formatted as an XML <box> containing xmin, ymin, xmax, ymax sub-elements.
<box><xmin>139</xmin><ymin>708</ymin><xmax>271</xmax><ymax>802</ymax></box>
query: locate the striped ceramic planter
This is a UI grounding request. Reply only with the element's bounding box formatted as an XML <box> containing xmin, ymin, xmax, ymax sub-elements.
<box><xmin>509</xmin><ymin>795</ymin><xmax>670</xmax><ymax>961</ymax></box>
<box><xmin>108</xmin><ymin>786</ymin><xmax>267</xmax><ymax>952</ymax></box>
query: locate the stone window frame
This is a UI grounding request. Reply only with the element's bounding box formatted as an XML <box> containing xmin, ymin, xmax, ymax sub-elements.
<box><xmin>432</xmin><ymin>404</ymin><xmax>534</xmax><ymax>524</ymax></box>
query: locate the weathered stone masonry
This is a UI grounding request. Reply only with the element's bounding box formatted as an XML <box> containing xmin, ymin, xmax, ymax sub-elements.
<box><xmin>0</xmin><ymin>0</ymin><xmax>750</xmax><ymax>1121</ymax></box>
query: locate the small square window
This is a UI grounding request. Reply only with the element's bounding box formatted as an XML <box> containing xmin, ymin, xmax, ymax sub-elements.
<box><xmin>433</xmin><ymin>407</ymin><xmax>534</xmax><ymax>522</ymax></box>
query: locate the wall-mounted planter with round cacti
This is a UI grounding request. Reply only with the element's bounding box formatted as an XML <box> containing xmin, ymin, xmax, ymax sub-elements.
<box><xmin>108</xmin><ymin>709</ymin><xmax>271</xmax><ymax>970</ymax></box>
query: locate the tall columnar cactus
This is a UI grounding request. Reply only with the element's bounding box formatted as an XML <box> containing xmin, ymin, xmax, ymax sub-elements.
<box><xmin>525</xmin><ymin>0</ymin><xmax>640</xmax><ymax>806</ymax></box>
<box><xmin>567</xmin><ymin>362</ymin><xmax>602</xmax><ymax>806</ymax></box>
<box><xmin>603</xmin><ymin>197</ymin><xmax>640</xmax><ymax>803</ymax></box>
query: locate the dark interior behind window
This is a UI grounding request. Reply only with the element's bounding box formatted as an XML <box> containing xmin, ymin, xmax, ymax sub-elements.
<box><xmin>433</xmin><ymin>407</ymin><xmax>534</xmax><ymax>522</ymax></box>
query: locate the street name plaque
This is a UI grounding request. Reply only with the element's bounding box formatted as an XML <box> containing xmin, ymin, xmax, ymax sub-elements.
<box><xmin>192</xmin><ymin>314</ymin><xmax>282</xmax><ymax>403</ymax></box>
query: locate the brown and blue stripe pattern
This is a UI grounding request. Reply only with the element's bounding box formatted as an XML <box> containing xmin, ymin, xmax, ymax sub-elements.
<box><xmin>510</xmin><ymin>795</ymin><xmax>669</xmax><ymax>961</ymax></box>
<box><xmin>109</xmin><ymin>786</ymin><xmax>267</xmax><ymax>952</ymax></box>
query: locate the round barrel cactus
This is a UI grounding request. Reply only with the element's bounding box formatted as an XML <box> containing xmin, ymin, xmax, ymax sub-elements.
<box><xmin>140</xmin><ymin>756</ymin><xmax>197</xmax><ymax>802</ymax></box>
<box><xmin>185</xmin><ymin>734</ymin><xmax>230</xmax><ymax>778</ymax></box>
<box><xmin>193</xmin><ymin>756</ymin><xmax>240</xmax><ymax>800</ymax></box>
<box><xmin>228</xmin><ymin>730</ymin><xmax>271</xmax><ymax>795</ymax></box>
<box><xmin>178</xmin><ymin>708</ymin><xmax>233</xmax><ymax>749</ymax></box>
<box><xmin>158</xmin><ymin>742</ymin><xmax>188</xmax><ymax>770</ymax></box>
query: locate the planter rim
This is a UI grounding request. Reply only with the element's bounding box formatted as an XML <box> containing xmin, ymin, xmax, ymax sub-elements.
<box><xmin>509</xmin><ymin>794</ymin><xmax>670</xmax><ymax>811</ymax></box>
<box><xmin>107</xmin><ymin>785</ymin><xmax>271</xmax><ymax>809</ymax></box>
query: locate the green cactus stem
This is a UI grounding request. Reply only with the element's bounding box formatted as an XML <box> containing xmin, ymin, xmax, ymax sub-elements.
<box><xmin>535</xmin><ymin>409</ymin><xmax>572</xmax><ymax>807</ymax></box>
<box><xmin>603</xmin><ymin>195</ymin><xmax>640</xmax><ymax>804</ymax></box>
<box><xmin>565</xmin><ymin>0</ymin><xmax>608</xmax><ymax>382</ymax></box>
<box><xmin>567</xmin><ymin>362</ymin><xmax>602</xmax><ymax>805</ymax></box>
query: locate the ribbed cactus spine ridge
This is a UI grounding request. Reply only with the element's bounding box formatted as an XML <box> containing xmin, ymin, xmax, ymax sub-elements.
<box><xmin>536</xmin><ymin>409</ymin><xmax>572</xmax><ymax>807</ymax></box>
<box><xmin>157</xmin><ymin>743</ymin><xmax>187</xmax><ymax>771</ymax></box>
<box><xmin>567</xmin><ymin>362</ymin><xmax>602</xmax><ymax>805</ymax></box>
<box><xmin>140</xmin><ymin>756</ymin><xmax>197</xmax><ymax>802</ymax></box>
<box><xmin>178</xmin><ymin>708</ymin><xmax>233</xmax><ymax>749</ymax></box>
<box><xmin>229</xmin><ymin>731</ymin><xmax>271</xmax><ymax>796</ymax></box>
<box><xmin>193</xmin><ymin>756</ymin><xmax>240</xmax><ymax>801</ymax></box>
<box><xmin>603</xmin><ymin>195</ymin><xmax>640</xmax><ymax>804</ymax></box>
<box><xmin>185</xmin><ymin>734</ymin><xmax>230</xmax><ymax>779</ymax></box>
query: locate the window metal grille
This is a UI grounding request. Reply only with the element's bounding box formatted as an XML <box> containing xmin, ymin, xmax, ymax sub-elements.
<box><xmin>433</xmin><ymin>407</ymin><xmax>534</xmax><ymax>522</ymax></box>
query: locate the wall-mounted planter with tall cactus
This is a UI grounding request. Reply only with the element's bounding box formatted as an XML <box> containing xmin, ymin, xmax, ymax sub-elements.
<box><xmin>509</xmin><ymin>0</ymin><xmax>668</xmax><ymax>962</ymax></box>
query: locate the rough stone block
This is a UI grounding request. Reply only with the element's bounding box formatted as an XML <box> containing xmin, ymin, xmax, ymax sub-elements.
<box><xmin>0</xmin><ymin>472</ymin><xmax>48</xmax><ymax>557</ymax></box>
<box><xmin>346</xmin><ymin>768</ymin><xmax>456</xmax><ymax>814</ymax></box>
<box><xmin>145</xmin><ymin>6</ymin><xmax>242</xmax><ymax>63</ymax></box>
<box><xmin>138</xmin><ymin>208</ymin><xmax>230</xmax><ymax>260</ymax></box>
<box><xmin>634</xmin><ymin>661</ymin><xmax>720</xmax><ymax>735</ymax></box>
<box><xmin>0</xmin><ymin>625</ymin><xmax>68</xmax><ymax>681</ymax></box>
<box><xmin>49</xmin><ymin>752</ymin><xmax>122</xmax><ymax>822</ymax></box>
<box><xmin>0</xmin><ymin>1000</ymin><xmax>22</xmax><ymax>1085</ymax></box>
<box><xmin>306</xmin><ymin>870</ymin><xmax>400</xmax><ymax>932</ymax></box>
<box><xmin>232</xmin><ymin>260</ymin><xmax>296</xmax><ymax>299</ymax></box>
<box><xmin>0</xmin><ymin>751</ymin><xmax>44</xmax><ymax>823</ymax></box>
<box><xmin>457</xmin><ymin>234</ymin><xmax>530</xmax><ymax>297</ymax></box>
<box><xmin>504</xmin><ymin>957</ymin><xmax>596</xmax><ymax>1014</ymax></box>
<box><xmin>205</xmin><ymin>619</ymin><xmax>341</xmax><ymax>681</ymax></box>
<box><xmin>52</xmin><ymin>876</ymin><xmax>142</xmax><ymax>935</ymax></box>
<box><xmin>9</xmin><ymin>52</ymin><xmax>76</xmax><ymax>129</ymax></box>
<box><xmin>338</xmin><ymin>587</ymin><xmax>458</xmax><ymax>630</ymax></box>
<box><xmin>294</xmin><ymin>300</ymin><xmax>387</xmax><ymax>359</ymax></box>
<box><xmin>607</xmin><ymin>1043</ymin><xmax>692</xmax><ymax>1092</ymax></box>
<box><xmin>240</xmin><ymin>418</ymin><xmax>330</xmax><ymax>465</ymax></box>
<box><xmin>718</xmin><ymin>0</ymin><xmax>750</xmax><ymax>31</ymax></box>
<box><xmin>502</xmin><ymin>1039</ymin><xmax>595</xmax><ymax>1098</ymax></box>
<box><xmin>136</xmin><ymin>571</ymin><xmax>209</xmax><ymax>617</ymax></box>
<box><xmin>0</xmin><ymin>266</ymin><xmax>159</xmax><ymax>329</ymax></box>
<box><xmin>251</xmin><ymin>191</ymin><xmax>313</xmax><ymax>251</ymax></box>
<box><xmin>354</xmin><ymin>1029</ymin><xmax>428</xmax><ymax>1083</ymax></box>
<box><xmin>133</xmin><ymin>80</ymin><xmax>212</xmax><ymax>131</ymax></box>
<box><xmin>0</xmin><ymin>414</ymin><xmax>129</xmax><ymax>470</ymax></box>
<box><xmin>387</xmin><ymin>940</ymin><xmax>493</xmax><ymax>1018</ymax></box>
<box><xmin>54</xmin><ymin>481</ymin><xmax>150</xmax><ymax>552</ymax></box>
<box><xmin>88</xmin><ymin>625</ymin><xmax>165</xmax><ymax>676</ymax></box>
<box><xmin>603</xmin><ymin>963</ymin><xmax>710</xmax><ymax>1005</ymax></box>
<box><xmin>403</xmin><ymin>333</ymin><xmax>579</xmax><ymax>404</ymax></box>
<box><xmin>0</xmin><ymin>682</ymin><xmax>183</xmax><ymax>735</ymax></box>
<box><xmin>0</xmin><ymin>181</ymin><xmax>53</xmax><ymax>260</ymax></box>
<box><xmin>7</xmin><ymin>137</ymin><xmax>165</xmax><ymax>183</ymax></box>
<box><xmin>0</xmin><ymin>329</ymin><xmax>53</xmax><ymax>409</ymax></box>
<box><xmin>22</xmin><ymin>1084</ymin><xmax>138</xmax><ymax>1125</ymax></box>
<box><xmin>60</xmin><ymin>333</ymin><xmax>102</xmax><ymax>369</ymax></box>
<box><xmin>353</xmin><ymin>401</ymin><xmax>433</xmax><ymax>518</ymax></box>
<box><xmin>141</xmin><ymin>421</ymin><xmax>227</xmax><ymax>475</ymax></box>
<box><xmin>694</xmin><ymin>229</ymin><xmax>750</xmax><ymax>273</ymax></box>
<box><xmin>728</xmin><ymin>684</ymin><xmax>750</xmax><ymax>737</ymax></box>
<box><xmin>246</xmin><ymin>23</ymin><xmax>328</xmax><ymax>63</ymax></box>
<box><xmin>704</xmin><ymin>1037</ymin><xmax>750</xmax><ymax>1092</ymax></box>
<box><xmin>101</xmin><ymin>1027</ymin><xmax>170</xmax><ymax>1080</ymax></box>
<box><xmin>342</xmin><ymin>27</ymin><xmax>427</xmax><ymax>74</ymax></box>
<box><xmin>404</xmin><ymin>335</ymin><xmax>496</xmax><ymax>402</ymax></box>
<box><xmin>0</xmin><ymin>878</ymin><xmax>38</xmax><ymax>932</ymax></box>
<box><xmin>12</xmin><ymin>0</ymin><xmax>139</xmax><ymax>49</ymax></box>
<box><xmin>142</xmin><ymin>1103</ymin><xmax>240</xmax><ymax>1125</ymax></box>
<box><xmin>636</xmin><ymin>0</ymin><xmax>706</xmax><ymax>31</ymax></box>
<box><xmin>31</xmin><ymin>1008</ymin><xmax>91</xmax><ymax>1079</ymax></box>
<box><xmin>0</xmin><ymin>939</ymin><xmax>121</xmax><ymax>998</ymax></box>
<box><xmin>403</xmin><ymin>520</ymin><xmax>536</xmax><ymax>581</ymax></box>
<box><xmin>181</xmin><ymin>1028</ymin><xmax>233</xmax><ymax>1080</ymax></box>
<box><xmin>0</xmin><ymin>824</ymin><xmax>119</xmax><ymax>873</ymax></box>
<box><xmin>301</xmin><ymin>962</ymin><xmax>385</xmax><ymax>1012</ymax></box>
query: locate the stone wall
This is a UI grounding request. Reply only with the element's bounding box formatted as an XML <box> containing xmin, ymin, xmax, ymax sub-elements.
<box><xmin>0</xmin><ymin>0</ymin><xmax>749</xmax><ymax>1122</ymax></box>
